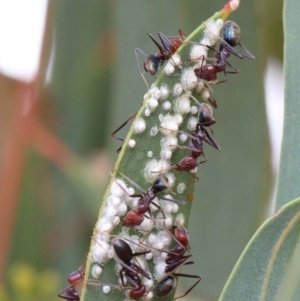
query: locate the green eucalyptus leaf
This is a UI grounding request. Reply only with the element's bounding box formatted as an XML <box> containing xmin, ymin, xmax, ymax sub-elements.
<box><xmin>218</xmin><ymin>197</ymin><xmax>300</xmax><ymax>301</ymax></box>
<box><xmin>81</xmin><ymin>2</ymin><xmax>240</xmax><ymax>301</ymax></box>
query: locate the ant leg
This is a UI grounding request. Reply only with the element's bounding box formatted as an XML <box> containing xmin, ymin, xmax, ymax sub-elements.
<box><xmin>213</xmin><ymin>77</ymin><xmax>227</xmax><ymax>85</ymax></box>
<box><xmin>206</xmin><ymin>91</ymin><xmax>218</xmax><ymax>109</ymax></box>
<box><xmin>111</xmin><ymin>177</ymin><xmax>143</xmax><ymax>199</ymax></box>
<box><xmin>158</xmin><ymin>32</ymin><xmax>174</xmax><ymax>53</ymax></box>
<box><xmin>226</xmin><ymin>61</ymin><xmax>239</xmax><ymax>74</ymax></box>
<box><xmin>155</xmin><ymin>194</ymin><xmax>185</xmax><ymax>205</ymax></box>
<box><xmin>173</xmin><ymin>273</ymin><xmax>202</xmax><ymax>300</ymax></box>
<box><xmin>197</xmin><ymin>84</ymin><xmax>218</xmax><ymax>108</ymax></box>
<box><xmin>188</xmin><ymin>53</ymin><xmax>207</xmax><ymax>65</ymax></box>
<box><xmin>203</xmin><ymin>128</ymin><xmax>221</xmax><ymax>150</ymax></box>
<box><xmin>111</xmin><ymin>113</ymin><xmax>136</xmax><ymax>141</ymax></box>
<box><xmin>111</xmin><ymin>113</ymin><xmax>136</xmax><ymax>153</ymax></box>
<box><xmin>135</xmin><ymin>48</ymin><xmax>151</xmax><ymax>89</ymax></box>
<box><xmin>238</xmin><ymin>42</ymin><xmax>255</xmax><ymax>59</ymax></box>
<box><xmin>178</xmin><ymin>29</ymin><xmax>187</xmax><ymax>39</ymax></box>
<box><xmin>165</xmin><ymin>256</ymin><xmax>193</xmax><ymax>273</ymax></box>
<box><xmin>208</xmin><ymin>95</ymin><xmax>217</xmax><ymax>108</ymax></box>
<box><xmin>148</xmin><ymin>33</ymin><xmax>166</xmax><ymax>54</ymax></box>
<box><xmin>87</xmin><ymin>279</ymin><xmax>138</xmax><ymax>294</ymax></box>
<box><xmin>117</xmin><ymin>260</ymin><xmax>151</xmax><ymax>280</ymax></box>
<box><xmin>157</xmin><ymin>32</ymin><xmax>181</xmax><ymax>67</ymax></box>
<box><xmin>119</xmin><ymin>269</ymin><xmax>127</xmax><ymax>287</ymax></box>
<box><xmin>187</xmin><ymin>173</ymin><xmax>199</xmax><ymax>186</ymax></box>
<box><xmin>148</xmin><ymin>201</ymin><xmax>166</xmax><ymax>219</ymax></box>
<box><xmin>115</xmin><ymin>170</ymin><xmax>147</xmax><ymax>194</ymax></box>
<box><xmin>160</xmin><ymin>126</ymin><xmax>199</xmax><ymax>141</ymax></box>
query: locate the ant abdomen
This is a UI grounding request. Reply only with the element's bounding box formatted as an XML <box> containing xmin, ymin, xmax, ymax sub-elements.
<box><xmin>113</xmin><ymin>238</ymin><xmax>133</xmax><ymax>263</ymax></box>
<box><xmin>152</xmin><ymin>177</ymin><xmax>168</xmax><ymax>193</ymax></box>
<box><xmin>154</xmin><ymin>276</ymin><xmax>176</xmax><ymax>298</ymax></box>
<box><xmin>194</xmin><ymin>65</ymin><xmax>218</xmax><ymax>81</ymax></box>
<box><xmin>222</xmin><ymin>21</ymin><xmax>241</xmax><ymax>47</ymax></box>
<box><xmin>144</xmin><ymin>55</ymin><xmax>161</xmax><ymax>75</ymax></box>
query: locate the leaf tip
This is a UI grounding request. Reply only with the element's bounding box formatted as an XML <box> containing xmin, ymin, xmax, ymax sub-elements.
<box><xmin>221</xmin><ymin>0</ymin><xmax>240</xmax><ymax>20</ymax></box>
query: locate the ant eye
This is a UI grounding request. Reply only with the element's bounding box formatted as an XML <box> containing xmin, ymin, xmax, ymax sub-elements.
<box><xmin>222</xmin><ymin>21</ymin><xmax>241</xmax><ymax>47</ymax></box>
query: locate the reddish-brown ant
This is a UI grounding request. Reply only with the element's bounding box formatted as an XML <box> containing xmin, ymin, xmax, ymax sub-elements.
<box><xmin>113</xmin><ymin>238</ymin><xmax>151</xmax><ymax>300</ymax></box>
<box><xmin>150</xmin><ymin>226</ymin><xmax>202</xmax><ymax>299</ymax></box>
<box><xmin>113</xmin><ymin>238</ymin><xmax>151</xmax><ymax>279</ymax></box>
<box><xmin>87</xmin><ymin>238</ymin><xmax>152</xmax><ymax>300</ymax></box>
<box><xmin>176</xmin><ymin>103</ymin><xmax>219</xmax><ymax>156</ymax></box>
<box><xmin>135</xmin><ymin>30</ymin><xmax>186</xmax><ymax>88</ymax></box>
<box><xmin>157</xmin><ymin>102</ymin><xmax>220</xmax><ymax>174</ymax></box>
<box><xmin>58</xmin><ymin>266</ymin><xmax>85</xmax><ymax>301</ymax></box>
<box><xmin>116</xmin><ymin>171</ymin><xmax>184</xmax><ymax>227</ymax></box>
<box><xmin>194</xmin><ymin>20</ymin><xmax>254</xmax><ymax>88</ymax></box>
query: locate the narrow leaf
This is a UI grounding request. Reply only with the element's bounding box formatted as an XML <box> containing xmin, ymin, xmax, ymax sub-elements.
<box><xmin>218</xmin><ymin>197</ymin><xmax>300</xmax><ymax>301</ymax></box>
<box><xmin>80</xmin><ymin>1</ymin><xmax>241</xmax><ymax>301</ymax></box>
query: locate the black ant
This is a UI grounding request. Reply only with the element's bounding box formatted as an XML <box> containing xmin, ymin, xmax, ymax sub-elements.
<box><xmin>151</xmin><ymin>226</ymin><xmax>202</xmax><ymax>299</ymax></box>
<box><xmin>116</xmin><ymin>171</ymin><xmax>185</xmax><ymax>227</ymax></box>
<box><xmin>193</xmin><ymin>20</ymin><xmax>255</xmax><ymax>91</ymax></box>
<box><xmin>135</xmin><ymin>30</ymin><xmax>186</xmax><ymax>88</ymax></box>
<box><xmin>58</xmin><ymin>266</ymin><xmax>85</xmax><ymax>301</ymax></box>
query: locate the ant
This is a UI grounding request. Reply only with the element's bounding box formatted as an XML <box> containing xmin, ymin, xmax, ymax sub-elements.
<box><xmin>135</xmin><ymin>30</ymin><xmax>186</xmax><ymax>88</ymax></box>
<box><xmin>87</xmin><ymin>237</ymin><xmax>152</xmax><ymax>300</ymax></box>
<box><xmin>193</xmin><ymin>20</ymin><xmax>255</xmax><ymax>90</ymax></box>
<box><xmin>112</xmin><ymin>238</ymin><xmax>151</xmax><ymax>300</ymax></box>
<box><xmin>157</xmin><ymin>101</ymin><xmax>220</xmax><ymax>174</ymax></box>
<box><xmin>151</xmin><ymin>226</ymin><xmax>202</xmax><ymax>299</ymax></box>
<box><xmin>116</xmin><ymin>171</ymin><xmax>185</xmax><ymax>227</ymax></box>
<box><xmin>58</xmin><ymin>266</ymin><xmax>85</xmax><ymax>301</ymax></box>
<box><xmin>175</xmin><ymin>103</ymin><xmax>220</xmax><ymax>171</ymax></box>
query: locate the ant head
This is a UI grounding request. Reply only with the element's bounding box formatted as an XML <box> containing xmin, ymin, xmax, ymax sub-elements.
<box><xmin>222</xmin><ymin>21</ymin><xmax>241</xmax><ymax>47</ymax></box>
<box><xmin>144</xmin><ymin>55</ymin><xmax>160</xmax><ymax>75</ymax></box>
<box><xmin>172</xmin><ymin>227</ymin><xmax>190</xmax><ymax>248</ymax></box>
<box><xmin>152</xmin><ymin>176</ymin><xmax>168</xmax><ymax>193</ymax></box>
